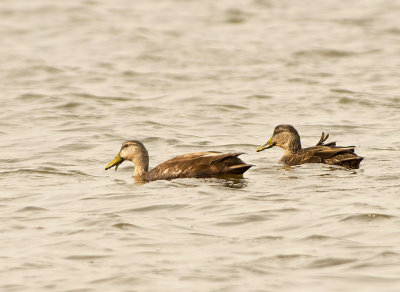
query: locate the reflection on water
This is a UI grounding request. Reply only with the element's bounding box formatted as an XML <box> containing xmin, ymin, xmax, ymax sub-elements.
<box><xmin>1</xmin><ymin>0</ymin><xmax>400</xmax><ymax>291</ymax></box>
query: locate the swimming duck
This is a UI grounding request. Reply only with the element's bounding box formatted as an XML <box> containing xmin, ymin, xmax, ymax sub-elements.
<box><xmin>256</xmin><ymin>125</ymin><xmax>363</xmax><ymax>169</ymax></box>
<box><xmin>105</xmin><ymin>140</ymin><xmax>253</xmax><ymax>182</ymax></box>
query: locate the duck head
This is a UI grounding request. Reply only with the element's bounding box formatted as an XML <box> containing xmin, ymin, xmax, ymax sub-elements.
<box><xmin>105</xmin><ymin>140</ymin><xmax>149</xmax><ymax>172</ymax></box>
<box><xmin>256</xmin><ymin>124</ymin><xmax>302</xmax><ymax>153</ymax></box>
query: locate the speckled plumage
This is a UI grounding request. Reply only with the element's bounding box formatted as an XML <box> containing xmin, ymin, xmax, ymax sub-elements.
<box><xmin>106</xmin><ymin>141</ymin><xmax>252</xmax><ymax>182</ymax></box>
<box><xmin>257</xmin><ymin>125</ymin><xmax>363</xmax><ymax>169</ymax></box>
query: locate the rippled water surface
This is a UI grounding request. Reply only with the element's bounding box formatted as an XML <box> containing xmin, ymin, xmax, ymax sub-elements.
<box><xmin>1</xmin><ymin>0</ymin><xmax>400</xmax><ymax>291</ymax></box>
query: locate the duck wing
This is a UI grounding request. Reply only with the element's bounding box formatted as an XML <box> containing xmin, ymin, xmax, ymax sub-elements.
<box><xmin>146</xmin><ymin>152</ymin><xmax>252</xmax><ymax>181</ymax></box>
<box><xmin>314</xmin><ymin>146</ymin><xmax>363</xmax><ymax>169</ymax></box>
<box><xmin>296</xmin><ymin>145</ymin><xmax>363</xmax><ymax>169</ymax></box>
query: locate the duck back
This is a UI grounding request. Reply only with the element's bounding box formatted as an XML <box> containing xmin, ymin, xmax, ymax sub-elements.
<box><xmin>290</xmin><ymin>145</ymin><xmax>363</xmax><ymax>169</ymax></box>
<box><xmin>145</xmin><ymin>152</ymin><xmax>252</xmax><ymax>181</ymax></box>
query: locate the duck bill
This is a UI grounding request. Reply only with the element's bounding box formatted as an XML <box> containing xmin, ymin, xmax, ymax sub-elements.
<box><xmin>256</xmin><ymin>139</ymin><xmax>275</xmax><ymax>152</ymax></box>
<box><xmin>105</xmin><ymin>153</ymin><xmax>125</xmax><ymax>171</ymax></box>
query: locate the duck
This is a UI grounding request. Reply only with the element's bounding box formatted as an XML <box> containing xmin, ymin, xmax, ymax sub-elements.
<box><xmin>105</xmin><ymin>140</ymin><xmax>253</xmax><ymax>182</ymax></box>
<box><xmin>256</xmin><ymin>124</ymin><xmax>363</xmax><ymax>169</ymax></box>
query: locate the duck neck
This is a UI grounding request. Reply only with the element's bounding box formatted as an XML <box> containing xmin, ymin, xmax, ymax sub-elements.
<box><xmin>285</xmin><ymin>135</ymin><xmax>301</xmax><ymax>155</ymax></box>
<box><xmin>132</xmin><ymin>149</ymin><xmax>149</xmax><ymax>178</ymax></box>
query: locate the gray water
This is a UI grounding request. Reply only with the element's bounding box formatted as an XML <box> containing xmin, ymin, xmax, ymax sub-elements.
<box><xmin>1</xmin><ymin>0</ymin><xmax>400</xmax><ymax>291</ymax></box>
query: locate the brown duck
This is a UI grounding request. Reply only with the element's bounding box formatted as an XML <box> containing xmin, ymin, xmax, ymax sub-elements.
<box><xmin>256</xmin><ymin>125</ymin><xmax>363</xmax><ymax>169</ymax></box>
<box><xmin>105</xmin><ymin>140</ymin><xmax>253</xmax><ymax>182</ymax></box>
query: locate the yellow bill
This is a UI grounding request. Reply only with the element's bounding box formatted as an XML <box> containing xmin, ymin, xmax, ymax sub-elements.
<box><xmin>105</xmin><ymin>153</ymin><xmax>125</xmax><ymax>171</ymax></box>
<box><xmin>256</xmin><ymin>139</ymin><xmax>275</xmax><ymax>152</ymax></box>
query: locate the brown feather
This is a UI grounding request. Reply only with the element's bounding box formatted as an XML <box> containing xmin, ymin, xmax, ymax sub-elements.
<box><xmin>260</xmin><ymin>125</ymin><xmax>363</xmax><ymax>169</ymax></box>
<box><xmin>106</xmin><ymin>142</ymin><xmax>253</xmax><ymax>182</ymax></box>
<box><xmin>145</xmin><ymin>152</ymin><xmax>252</xmax><ymax>181</ymax></box>
<box><xmin>295</xmin><ymin>145</ymin><xmax>362</xmax><ymax>168</ymax></box>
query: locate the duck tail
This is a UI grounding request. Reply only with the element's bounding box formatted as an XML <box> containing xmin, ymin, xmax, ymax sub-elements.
<box><xmin>227</xmin><ymin>164</ymin><xmax>253</xmax><ymax>175</ymax></box>
<box><xmin>337</xmin><ymin>156</ymin><xmax>364</xmax><ymax>169</ymax></box>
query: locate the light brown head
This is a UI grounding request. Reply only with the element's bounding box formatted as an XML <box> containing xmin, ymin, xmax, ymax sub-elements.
<box><xmin>105</xmin><ymin>140</ymin><xmax>149</xmax><ymax>175</ymax></box>
<box><xmin>256</xmin><ymin>124</ymin><xmax>302</xmax><ymax>154</ymax></box>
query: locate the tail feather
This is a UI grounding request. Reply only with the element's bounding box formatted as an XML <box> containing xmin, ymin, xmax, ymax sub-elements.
<box><xmin>227</xmin><ymin>164</ymin><xmax>253</xmax><ymax>175</ymax></box>
<box><xmin>336</xmin><ymin>156</ymin><xmax>364</xmax><ymax>169</ymax></box>
<box><xmin>210</xmin><ymin>152</ymin><xmax>244</xmax><ymax>165</ymax></box>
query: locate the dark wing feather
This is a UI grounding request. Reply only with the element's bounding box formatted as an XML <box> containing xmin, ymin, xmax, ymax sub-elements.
<box><xmin>279</xmin><ymin>131</ymin><xmax>363</xmax><ymax>169</ymax></box>
<box><xmin>210</xmin><ymin>152</ymin><xmax>244</xmax><ymax>164</ymax></box>
<box><xmin>323</xmin><ymin>152</ymin><xmax>363</xmax><ymax>168</ymax></box>
<box><xmin>300</xmin><ymin>145</ymin><xmax>355</xmax><ymax>159</ymax></box>
<box><xmin>145</xmin><ymin>152</ymin><xmax>252</xmax><ymax>181</ymax></box>
<box><xmin>289</xmin><ymin>145</ymin><xmax>362</xmax><ymax>169</ymax></box>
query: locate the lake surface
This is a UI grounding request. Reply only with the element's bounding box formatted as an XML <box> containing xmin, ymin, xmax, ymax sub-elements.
<box><xmin>1</xmin><ymin>0</ymin><xmax>400</xmax><ymax>291</ymax></box>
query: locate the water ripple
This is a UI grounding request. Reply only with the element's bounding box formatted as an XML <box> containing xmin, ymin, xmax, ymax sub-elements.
<box><xmin>308</xmin><ymin>257</ymin><xmax>356</xmax><ymax>268</ymax></box>
<box><xmin>340</xmin><ymin>213</ymin><xmax>395</xmax><ymax>222</ymax></box>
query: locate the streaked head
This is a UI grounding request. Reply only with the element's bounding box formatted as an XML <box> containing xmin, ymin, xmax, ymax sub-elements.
<box><xmin>105</xmin><ymin>140</ymin><xmax>148</xmax><ymax>171</ymax></box>
<box><xmin>256</xmin><ymin>124</ymin><xmax>301</xmax><ymax>153</ymax></box>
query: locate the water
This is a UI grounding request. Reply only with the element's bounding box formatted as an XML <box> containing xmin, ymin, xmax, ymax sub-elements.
<box><xmin>1</xmin><ymin>0</ymin><xmax>400</xmax><ymax>291</ymax></box>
